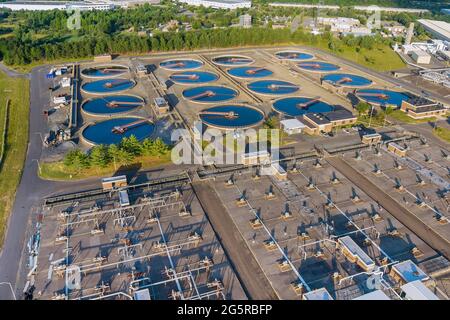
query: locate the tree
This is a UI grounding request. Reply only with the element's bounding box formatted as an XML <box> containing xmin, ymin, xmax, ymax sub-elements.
<box><xmin>119</xmin><ymin>135</ymin><xmax>142</xmax><ymax>156</ymax></box>
<box><xmin>356</xmin><ymin>102</ymin><xmax>371</xmax><ymax>116</ymax></box>
<box><xmin>90</xmin><ymin>144</ymin><xmax>111</xmax><ymax>168</ymax></box>
<box><xmin>63</xmin><ymin>150</ymin><xmax>90</xmax><ymax>172</ymax></box>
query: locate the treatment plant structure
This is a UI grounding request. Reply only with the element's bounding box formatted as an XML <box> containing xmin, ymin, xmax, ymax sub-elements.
<box><xmin>3</xmin><ymin>46</ymin><xmax>450</xmax><ymax>301</ymax></box>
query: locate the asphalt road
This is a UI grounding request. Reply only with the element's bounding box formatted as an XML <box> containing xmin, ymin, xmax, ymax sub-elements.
<box><xmin>192</xmin><ymin>182</ymin><xmax>278</xmax><ymax>300</ymax></box>
<box><xmin>326</xmin><ymin>156</ymin><xmax>450</xmax><ymax>261</ymax></box>
<box><xmin>0</xmin><ymin>62</ymin><xmax>30</xmax><ymax>79</ymax></box>
<box><xmin>0</xmin><ymin>66</ymin><xmax>101</xmax><ymax>299</ymax></box>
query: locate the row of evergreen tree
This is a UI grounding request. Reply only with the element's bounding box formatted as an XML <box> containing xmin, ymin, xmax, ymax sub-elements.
<box><xmin>64</xmin><ymin>136</ymin><xmax>170</xmax><ymax>170</ymax></box>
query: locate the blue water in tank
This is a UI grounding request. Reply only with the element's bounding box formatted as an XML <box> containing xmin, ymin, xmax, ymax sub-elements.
<box><xmin>82</xmin><ymin>95</ymin><xmax>143</xmax><ymax>115</ymax></box>
<box><xmin>273</xmin><ymin>97</ymin><xmax>334</xmax><ymax>117</ymax></box>
<box><xmin>227</xmin><ymin>66</ymin><xmax>273</xmax><ymax>78</ymax></box>
<box><xmin>170</xmin><ymin>71</ymin><xmax>218</xmax><ymax>84</ymax></box>
<box><xmin>81</xmin><ymin>79</ymin><xmax>135</xmax><ymax>94</ymax></box>
<box><xmin>82</xmin><ymin>117</ymin><xmax>154</xmax><ymax>145</ymax></box>
<box><xmin>199</xmin><ymin>105</ymin><xmax>264</xmax><ymax>129</ymax></box>
<box><xmin>182</xmin><ymin>86</ymin><xmax>238</xmax><ymax>103</ymax></box>
<box><xmin>247</xmin><ymin>80</ymin><xmax>300</xmax><ymax>95</ymax></box>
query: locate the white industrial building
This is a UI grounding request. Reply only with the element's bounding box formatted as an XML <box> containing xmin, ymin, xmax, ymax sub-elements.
<box><xmin>417</xmin><ymin>19</ymin><xmax>450</xmax><ymax>42</ymax></box>
<box><xmin>0</xmin><ymin>1</ymin><xmax>116</xmax><ymax>11</ymax></box>
<box><xmin>239</xmin><ymin>14</ymin><xmax>252</xmax><ymax>28</ymax></box>
<box><xmin>177</xmin><ymin>0</ymin><xmax>251</xmax><ymax>9</ymax></box>
<box><xmin>409</xmin><ymin>49</ymin><xmax>431</xmax><ymax>64</ymax></box>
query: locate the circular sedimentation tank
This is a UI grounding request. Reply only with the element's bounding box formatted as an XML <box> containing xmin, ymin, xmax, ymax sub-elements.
<box><xmin>275</xmin><ymin>51</ymin><xmax>314</xmax><ymax>61</ymax></box>
<box><xmin>297</xmin><ymin>61</ymin><xmax>340</xmax><ymax>73</ymax></box>
<box><xmin>81</xmin><ymin>65</ymin><xmax>128</xmax><ymax>78</ymax></box>
<box><xmin>322</xmin><ymin>73</ymin><xmax>372</xmax><ymax>88</ymax></box>
<box><xmin>212</xmin><ymin>55</ymin><xmax>254</xmax><ymax>66</ymax></box>
<box><xmin>81</xmin><ymin>95</ymin><xmax>144</xmax><ymax>117</ymax></box>
<box><xmin>182</xmin><ymin>85</ymin><xmax>238</xmax><ymax>103</ymax></box>
<box><xmin>159</xmin><ymin>59</ymin><xmax>203</xmax><ymax>70</ymax></box>
<box><xmin>272</xmin><ymin>97</ymin><xmax>334</xmax><ymax>117</ymax></box>
<box><xmin>199</xmin><ymin>105</ymin><xmax>264</xmax><ymax>130</ymax></box>
<box><xmin>227</xmin><ymin>66</ymin><xmax>273</xmax><ymax>79</ymax></box>
<box><xmin>81</xmin><ymin>78</ymin><xmax>135</xmax><ymax>95</ymax></box>
<box><xmin>247</xmin><ymin>80</ymin><xmax>300</xmax><ymax>96</ymax></box>
<box><xmin>81</xmin><ymin>117</ymin><xmax>154</xmax><ymax>146</ymax></box>
<box><xmin>355</xmin><ymin>89</ymin><xmax>410</xmax><ymax>107</ymax></box>
<box><xmin>169</xmin><ymin>71</ymin><xmax>218</xmax><ymax>84</ymax></box>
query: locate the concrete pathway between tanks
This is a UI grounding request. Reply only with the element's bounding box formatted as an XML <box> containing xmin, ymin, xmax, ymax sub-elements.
<box><xmin>192</xmin><ymin>181</ymin><xmax>278</xmax><ymax>300</ymax></box>
<box><xmin>326</xmin><ymin>156</ymin><xmax>450</xmax><ymax>261</ymax></box>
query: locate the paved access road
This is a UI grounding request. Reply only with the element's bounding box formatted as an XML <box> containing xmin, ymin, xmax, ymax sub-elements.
<box><xmin>192</xmin><ymin>182</ymin><xmax>279</xmax><ymax>300</ymax></box>
<box><xmin>0</xmin><ymin>66</ymin><xmax>101</xmax><ymax>299</ymax></box>
<box><xmin>326</xmin><ymin>156</ymin><xmax>450</xmax><ymax>261</ymax></box>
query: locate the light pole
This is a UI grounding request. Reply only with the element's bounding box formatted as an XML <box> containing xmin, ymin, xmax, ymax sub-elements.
<box><xmin>32</xmin><ymin>159</ymin><xmax>41</xmax><ymax>175</ymax></box>
<box><xmin>0</xmin><ymin>282</ymin><xmax>17</xmax><ymax>300</ymax></box>
<box><xmin>368</xmin><ymin>105</ymin><xmax>375</xmax><ymax>128</ymax></box>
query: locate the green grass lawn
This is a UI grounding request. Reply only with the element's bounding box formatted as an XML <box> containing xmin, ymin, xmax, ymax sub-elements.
<box><xmin>387</xmin><ymin>110</ymin><xmax>437</xmax><ymax>124</ymax></box>
<box><xmin>433</xmin><ymin>127</ymin><xmax>450</xmax><ymax>143</ymax></box>
<box><xmin>308</xmin><ymin>41</ymin><xmax>405</xmax><ymax>72</ymax></box>
<box><xmin>39</xmin><ymin>153</ymin><xmax>172</xmax><ymax>181</ymax></box>
<box><xmin>0</xmin><ymin>70</ymin><xmax>30</xmax><ymax>247</ymax></box>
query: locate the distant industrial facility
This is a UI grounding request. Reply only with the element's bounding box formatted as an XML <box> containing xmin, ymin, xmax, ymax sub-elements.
<box><xmin>177</xmin><ymin>0</ymin><xmax>251</xmax><ymax>9</ymax></box>
<box><xmin>417</xmin><ymin>19</ymin><xmax>450</xmax><ymax>42</ymax></box>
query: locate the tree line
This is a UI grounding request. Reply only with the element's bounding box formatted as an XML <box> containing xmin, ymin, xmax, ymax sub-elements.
<box><xmin>63</xmin><ymin>136</ymin><xmax>170</xmax><ymax>171</ymax></box>
<box><xmin>0</xmin><ymin>26</ymin><xmax>393</xmax><ymax>65</ymax></box>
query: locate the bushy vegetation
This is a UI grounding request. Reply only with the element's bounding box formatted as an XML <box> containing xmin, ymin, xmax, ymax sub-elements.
<box><xmin>0</xmin><ymin>70</ymin><xmax>29</xmax><ymax>246</ymax></box>
<box><xmin>63</xmin><ymin>136</ymin><xmax>170</xmax><ymax>172</ymax></box>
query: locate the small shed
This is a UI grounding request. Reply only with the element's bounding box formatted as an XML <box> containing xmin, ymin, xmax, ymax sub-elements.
<box><xmin>362</xmin><ymin>133</ymin><xmax>382</xmax><ymax>145</ymax></box>
<box><xmin>101</xmin><ymin>175</ymin><xmax>128</xmax><ymax>191</ymax></box>
<box><xmin>387</xmin><ymin>142</ymin><xmax>407</xmax><ymax>157</ymax></box>
<box><xmin>337</xmin><ymin>236</ymin><xmax>375</xmax><ymax>272</ymax></box>
<box><xmin>389</xmin><ymin>260</ymin><xmax>428</xmax><ymax>285</ymax></box>
<box><xmin>280</xmin><ymin>119</ymin><xmax>306</xmax><ymax>135</ymax></box>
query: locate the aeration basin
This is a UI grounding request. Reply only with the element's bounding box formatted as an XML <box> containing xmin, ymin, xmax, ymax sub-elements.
<box><xmin>297</xmin><ymin>61</ymin><xmax>340</xmax><ymax>73</ymax></box>
<box><xmin>81</xmin><ymin>95</ymin><xmax>144</xmax><ymax>116</ymax></box>
<box><xmin>212</xmin><ymin>55</ymin><xmax>254</xmax><ymax>66</ymax></box>
<box><xmin>275</xmin><ymin>51</ymin><xmax>314</xmax><ymax>61</ymax></box>
<box><xmin>81</xmin><ymin>79</ymin><xmax>135</xmax><ymax>95</ymax></box>
<box><xmin>272</xmin><ymin>97</ymin><xmax>334</xmax><ymax>117</ymax></box>
<box><xmin>227</xmin><ymin>66</ymin><xmax>273</xmax><ymax>79</ymax></box>
<box><xmin>81</xmin><ymin>65</ymin><xmax>128</xmax><ymax>78</ymax></box>
<box><xmin>199</xmin><ymin>105</ymin><xmax>264</xmax><ymax>130</ymax></box>
<box><xmin>182</xmin><ymin>86</ymin><xmax>238</xmax><ymax>103</ymax></box>
<box><xmin>169</xmin><ymin>71</ymin><xmax>218</xmax><ymax>84</ymax></box>
<box><xmin>355</xmin><ymin>89</ymin><xmax>410</xmax><ymax>107</ymax></box>
<box><xmin>247</xmin><ymin>80</ymin><xmax>300</xmax><ymax>95</ymax></box>
<box><xmin>322</xmin><ymin>73</ymin><xmax>372</xmax><ymax>88</ymax></box>
<box><xmin>82</xmin><ymin>117</ymin><xmax>154</xmax><ymax>145</ymax></box>
<box><xmin>160</xmin><ymin>59</ymin><xmax>203</xmax><ymax>70</ymax></box>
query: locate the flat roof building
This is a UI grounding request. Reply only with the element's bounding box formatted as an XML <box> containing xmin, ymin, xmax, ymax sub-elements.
<box><xmin>417</xmin><ymin>19</ymin><xmax>450</xmax><ymax>42</ymax></box>
<box><xmin>0</xmin><ymin>1</ymin><xmax>115</xmax><ymax>11</ymax></box>
<box><xmin>280</xmin><ymin>119</ymin><xmax>306</xmax><ymax>135</ymax></box>
<box><xmin>390</xmin><ymin>260</ymin><xmax>429</xmax><ymax>285</ymax></box>
<box><xmin>302</xmin><ymin>288</ymin><xmax>334</xmax><ymax>300</ymax></box>
<box><xmin>177</xmin><ymin>0</ymin><xmax>251</xmax><ymax>9</ymax></box>
<box><xmin>401</xmin><ymin>280</ymin><xmax>439</xmax><ymax>300</ymax></box>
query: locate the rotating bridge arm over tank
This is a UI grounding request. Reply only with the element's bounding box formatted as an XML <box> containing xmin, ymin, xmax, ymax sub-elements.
<box><xmin>112</xmin><ymin>119</ymin><xmax>149</xmax><ymax>134</ymax></box>
<box><xmin>296</xmin><ymin>97</ymin><xmax>321</xmax><ymax>108</ymax></box>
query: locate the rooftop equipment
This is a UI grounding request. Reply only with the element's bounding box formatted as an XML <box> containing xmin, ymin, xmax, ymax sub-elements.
<box><xmin>337</xmin><ymin>236</ymin><xmax>376</xmax><ymax>272</ymax></box>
